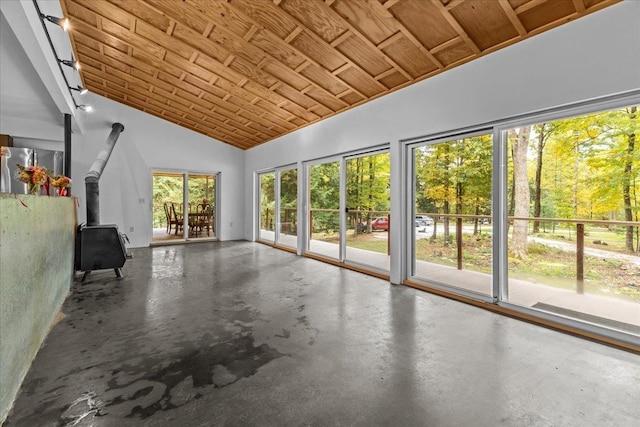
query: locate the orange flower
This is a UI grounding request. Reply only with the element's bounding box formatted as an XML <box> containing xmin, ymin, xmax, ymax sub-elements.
<box><xmin>15</xmin><ymin>164</ymin><xmax>48</xmax><ymax>186</ymax></box>
<box><xmin>51</xmin><ymin>175</ymin><xmax>72</xmax><ymax>188</ymax></box>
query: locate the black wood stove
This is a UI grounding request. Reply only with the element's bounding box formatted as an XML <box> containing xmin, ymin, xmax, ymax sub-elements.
<box><xmin>74</xmin><ymin>123</ymin><xmax>131</xmax><ymax>280</ymax></box>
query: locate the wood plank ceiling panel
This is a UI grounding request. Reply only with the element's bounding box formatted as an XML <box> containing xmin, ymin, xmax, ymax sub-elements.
<box><xmin>60</xmin><ymin>0</ymin><xmax>621</xmax><ymax>150</ymax></box>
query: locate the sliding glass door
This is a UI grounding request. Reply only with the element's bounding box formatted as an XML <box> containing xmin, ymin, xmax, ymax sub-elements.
<box><xmin>152</xmin><ymin>172</ymin><xmax>185</xmax><ymax>243</ymax></box>
<box><xmin>306</xmin><ymin>149</ymin><xmax>390</xmax><ymax>274</ymax></box>
<box><xmin>259</xmin><ymin>172</ymin><xmax>276</xmax><ymax>243</ymax></box>
<box><xmin>258</xmin><ymin>166</ymin><xmax>298</xmax><ymax>249</ymax></box>
<box><xmin>151</xmin><ymin>170</ymin><xmax>218</xmax><ymax>244</ymax></box>
<box><xmin>307</xmin><ymin>159</ymin><xmax>341</xmax><ymax>259</ymax></box>
<box><xmin>409</xmin><ymin>133</ymin><xmax>493</xmax><ymax>298</ymax></box>
<box><xmin>405</xmin><ymin>99</ymin><xmax>639</xmax><ymax>342</ymax></box>
<box><xmin>278</xmin><ymin>167</ymin><xmax>298</xmax><ymax>249</ymax></box>
<box><xmin>344</xmin><ymin>152</ymin><xmax>391</xmax><ymax>271</ymax></box>
<box><xmin>502</xmin><ymin>104</ymin><xmax>640</xmax><ymax>337</ymax></box>
<box><xmin>187</xmin><ymin>174</ymin><xmax>216</xmax><ymax>240</ymax></box>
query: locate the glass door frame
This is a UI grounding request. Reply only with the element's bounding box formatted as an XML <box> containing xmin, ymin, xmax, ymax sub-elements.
<box><xmin>493</xmin><ymin>94</ymin><xmax>640</xmax><ymax>346</ymax></box>
<box><xmin>303</xmin><ymin>155</ymin><xmax>344</xmax><ymax>260</ymax></box>
<box><xmin>151</xmin><ymin>168</ymin><xmax>220</xmax><ymax>244</ymax></box>
<box><xmin>303</xmin><ymin>146</ymin><xmax>390</xmax><ymax>276</ymax></box>
<box><xmin>257</xmin><ymin>170</ymin><xmax>276</xmax><ymax>244</ymax></box>
<box><xmin>256</xmin><ymin>164</ymin><xmax>298</xmax><ymax>249</ymax></box>
<box><xmin>186</xmin><ymin>171</ymin><xmax>219</xmax><ymax>241</ymax></box>
<box><xmin>402</xmin><ymin>91</ymin><xmax>640</xmax><ymax>347</ymax></box>
<box><xmin>404</xmin><ymin>128</ymin><xmax>495</xmax><ymax>304</ymax></box>
<box><xmin>342</xmin><ymin>149</ymin><xmax>391</xmax><ymax>275</ymax></box>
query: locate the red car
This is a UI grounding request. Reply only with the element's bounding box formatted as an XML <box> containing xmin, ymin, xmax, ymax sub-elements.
<box><xmin>360</xmin><ymin>216</ymin><xmax>389</xmax><ymax>231</ymax></box>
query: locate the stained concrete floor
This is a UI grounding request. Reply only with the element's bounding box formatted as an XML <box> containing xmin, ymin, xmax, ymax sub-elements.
<box><xmin>5</xmin><ymin>241</ymin><xmax>640</xmax><ymax>426</ymax></box>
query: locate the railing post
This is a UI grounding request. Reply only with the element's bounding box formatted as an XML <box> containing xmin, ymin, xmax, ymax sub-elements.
<box><xmin>456</xmin><ymin>217</ymin><xmax>462</xmax><ymax>270</ymax></box>
<box><xmin>576</xmin><ymin>223</ymin><xmax>584</xmax><ymax>294</ymax></box>
<box><xmin>265</xmin><ymin>207</ymin><xmax>270</xmax><ymax>231</ymax></box>
<box><xmin>387</xmin><ymin>213</ymin><xmax>391</xmax><ymax>255</ymax></box>
<box><xmin>456</xmin><ymin>217</ymin><xmax>463</xmax><ymax>270</ymax></box>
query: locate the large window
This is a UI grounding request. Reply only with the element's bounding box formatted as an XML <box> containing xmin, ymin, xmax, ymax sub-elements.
<box><xmin>411</xmin><ymin>133</ymin><xmax>493</xmax><ymax>297</ymax></box>
<box><xmin>504</xmin><ymin>105</ymin><xmax>639</xmax><ymax>336</ymax></box>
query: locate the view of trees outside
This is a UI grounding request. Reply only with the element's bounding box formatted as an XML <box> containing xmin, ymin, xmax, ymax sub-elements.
<box><xmin>152</xmin><ymin>173</ymin><xmax>183</xmax><ymax>230</ymax></box>
<box><xmin>413</xmin><ymin>134</ymin><xmax>493</xmax><ymax>294</ymax></box>
<box><xmin>507</xmin><ymin>105</ymin><xmax>639</xmax><ymax>305</ymax></box>
<box><xmin>259</xmin><ymin>172</ymin><xmax>275</xmax><ymax>241</ymax></box>
<box><xmin>152</xmin><ymin>173</ymin><xmax>215</xmax><ymax>235</ymax></box>
<box><xmin>279</xmin><ymin>168</ymin><xmax>297</xmax><ymax>246</ymax></box>
<box><xmin>252</xmin><ymin>104</ymin><xmax>638</xmax><ymax>333</ymax></box>
<box><xmin>258</xmin><ymin>169</ymin><xmax>298</xmax><ymax>246</ymax></box>
<box><xmin>345</xmin><ymin>152</ymin><xmax>390</xmax><ymax>266</ymax></box>
<box><xmin>308</xmin><ymin>161</ymin><xmax>340</xmax><ymax>258</ymax></box>
<box><xmin>408</xmin><ymin>105</ymin><xmax>638</xmax><ymax>309</ymax></box>
<box><xmin>305</xmin><ymin>153</ymin><xmax>391</xmax><ymax>263</ymax></box>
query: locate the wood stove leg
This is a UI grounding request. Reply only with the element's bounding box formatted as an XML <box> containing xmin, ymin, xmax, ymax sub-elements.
<box><xmin>114</xmin><ymin>268</ymin><xmax>123</xmax><ymax>278</ymax></box>
<box><xmin>81</xmin><ymin>271</ymin><xmax>91</xmax><ymax>282</ymax></box>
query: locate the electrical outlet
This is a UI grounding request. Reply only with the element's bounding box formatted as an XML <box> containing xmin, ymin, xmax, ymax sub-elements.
<box><xmin>138</xmin><ymin>198</ymin><xmax>145</xmax><ymax>204</ymax></box>
<box><xmin>129</xmin><ymin>226</ymin><xmax>134</xmax><ymax>232</ymax></box>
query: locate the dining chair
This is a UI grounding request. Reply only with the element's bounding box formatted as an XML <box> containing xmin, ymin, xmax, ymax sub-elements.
<box><xmin>163</xmin><ymin>202</ymin><xmax>172</xmax><ymax>234</ymax></box>
<box><xmin>191</xmin><ymin>203</ymin><xmax>204</xmax><ymax>236</ymax></box>
<box><xmin>170</xmin><ymin>203</ymin><xmax>184</xmax><ymax>235</ymax></box>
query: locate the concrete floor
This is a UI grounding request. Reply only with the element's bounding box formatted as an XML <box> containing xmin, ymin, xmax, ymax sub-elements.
<box><xmin>5</xmin><ymin>241</ymin><xmax>640</xmax><ymax>426</ymax></box>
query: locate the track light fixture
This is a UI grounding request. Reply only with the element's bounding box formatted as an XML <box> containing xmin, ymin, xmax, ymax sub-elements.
<box><xmin>34</xmin><ymin>1</ymin><xmax>90</xmax><ymax>115</ymax></box>
<box><xmin>41</xmin><ymin>14</ymin><xmax>69</xmax><ymax>31</ymax></box>
<box><xmin>59</xmin><ymin>55</ymin><xmax>80</xmax><ymax>71</ymax></box>
<box><xmin>70</xmin><ymin>85</ymin><xmax>88</xmax><ymax>95</ymax></box>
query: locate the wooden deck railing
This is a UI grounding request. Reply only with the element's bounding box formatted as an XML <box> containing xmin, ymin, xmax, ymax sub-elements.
<box><xmin>302</xmin><ymin>208</ymin><xmax>639</xmax><ymax>288</ymax></box>
<box><xmin>423</xmin><ymin>213</ymin><xmax>639</xmax><ymax>294</ymax></box>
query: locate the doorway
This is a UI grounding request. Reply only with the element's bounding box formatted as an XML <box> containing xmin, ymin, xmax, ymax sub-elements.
<box><xmin>258</xmin><ymin>165</ymin><xmax>298</xmax><ymax>250</ymax></box>
<box><xmin>305</xmin><ymin>149</ymin><xmax>390</xmax><ymax>275</ymax></box>
<box><xmin>152</xmin><ymin>170</ymin><xmax>218</xmax><ymax>244</ymax></box>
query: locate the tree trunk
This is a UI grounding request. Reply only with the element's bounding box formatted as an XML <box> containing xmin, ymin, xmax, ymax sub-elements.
<box><xmin>573</xmin><ymin>141</ymin><xmax>579</xmax><ymax>218</ymax></box>
<box><xmin>511</xmin><ymin>126</ymin><xmax>531</xmax><ymax>259</ymax></box>
<box><xmin>507</xmin><ymin>145</ymin><xmax>516</xmax><ymax>236</ymax></box>
<box><xmin>623</xmin><ymin>106</ymin><xmax>636</xmax><ymax>252</ymax></box>
<box><xmin>368</xmin><ymin>156</ymin><xmax>374</xmax><ymax>216</ymax></box>
<box><xmin>533</xmin><ymin>124</ymin><xmax>548</xmax><ymax>233</ymax></box>
<box><xmin>474</xmin><ymin>203</ymin><xmax>479</xmax><ymax>235</ymax></box>
<box><xmin>431</xmin><ymin>215</ymin><xmax>438</xmax><ymax>240</ymax></box>
<box><xmin>443</xmin><ymin>145</ymin><xmax>451</xmax><ymax>244</ymax></box>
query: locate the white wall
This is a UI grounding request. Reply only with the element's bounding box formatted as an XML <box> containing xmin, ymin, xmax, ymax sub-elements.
<box><xmin>0</xmin><ymin>12</ymin><xmax>63</xmax><ymax>140</ymax></box>
<box><xmin>70</xmin><ymin>93</ymin><xmax>245</xmax><ymax>247</ymax></box>
<box><xmin>243</xmin><ymin>1</ymin><xmax>640</xmax><ymax>240</ymax></box>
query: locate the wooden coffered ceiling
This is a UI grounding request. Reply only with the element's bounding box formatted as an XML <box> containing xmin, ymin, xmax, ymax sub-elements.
<box><xmin>60</xmin><ymin>0</ymin><xmax>620</xmax><ymax>150</ymax></box>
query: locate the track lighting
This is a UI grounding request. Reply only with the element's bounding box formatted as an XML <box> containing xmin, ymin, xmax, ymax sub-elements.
<box><xmin>70</xmin><ymin>85</ymin><xmax>88</xmax><ymax>95</ymax></box>
<box><xmin>34</xmin><ymin>1</ymin><xmax>86</xmax><ymax>116</ymax></box>
<box><xmin>41</xmin><ymin>14</ymin><xmax>69</xmax><ymax>31</ymax></box>
<box><xmin>59</xmin><ymin>56</ymin><xmax>80</xmax><ymax>71</ymax></box>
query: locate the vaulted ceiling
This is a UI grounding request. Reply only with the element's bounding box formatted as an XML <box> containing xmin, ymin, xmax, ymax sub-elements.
<box><xmin>60</xmin><ymin>0</ymin><xmax>620</xmax><ymax>150</ymax></box>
